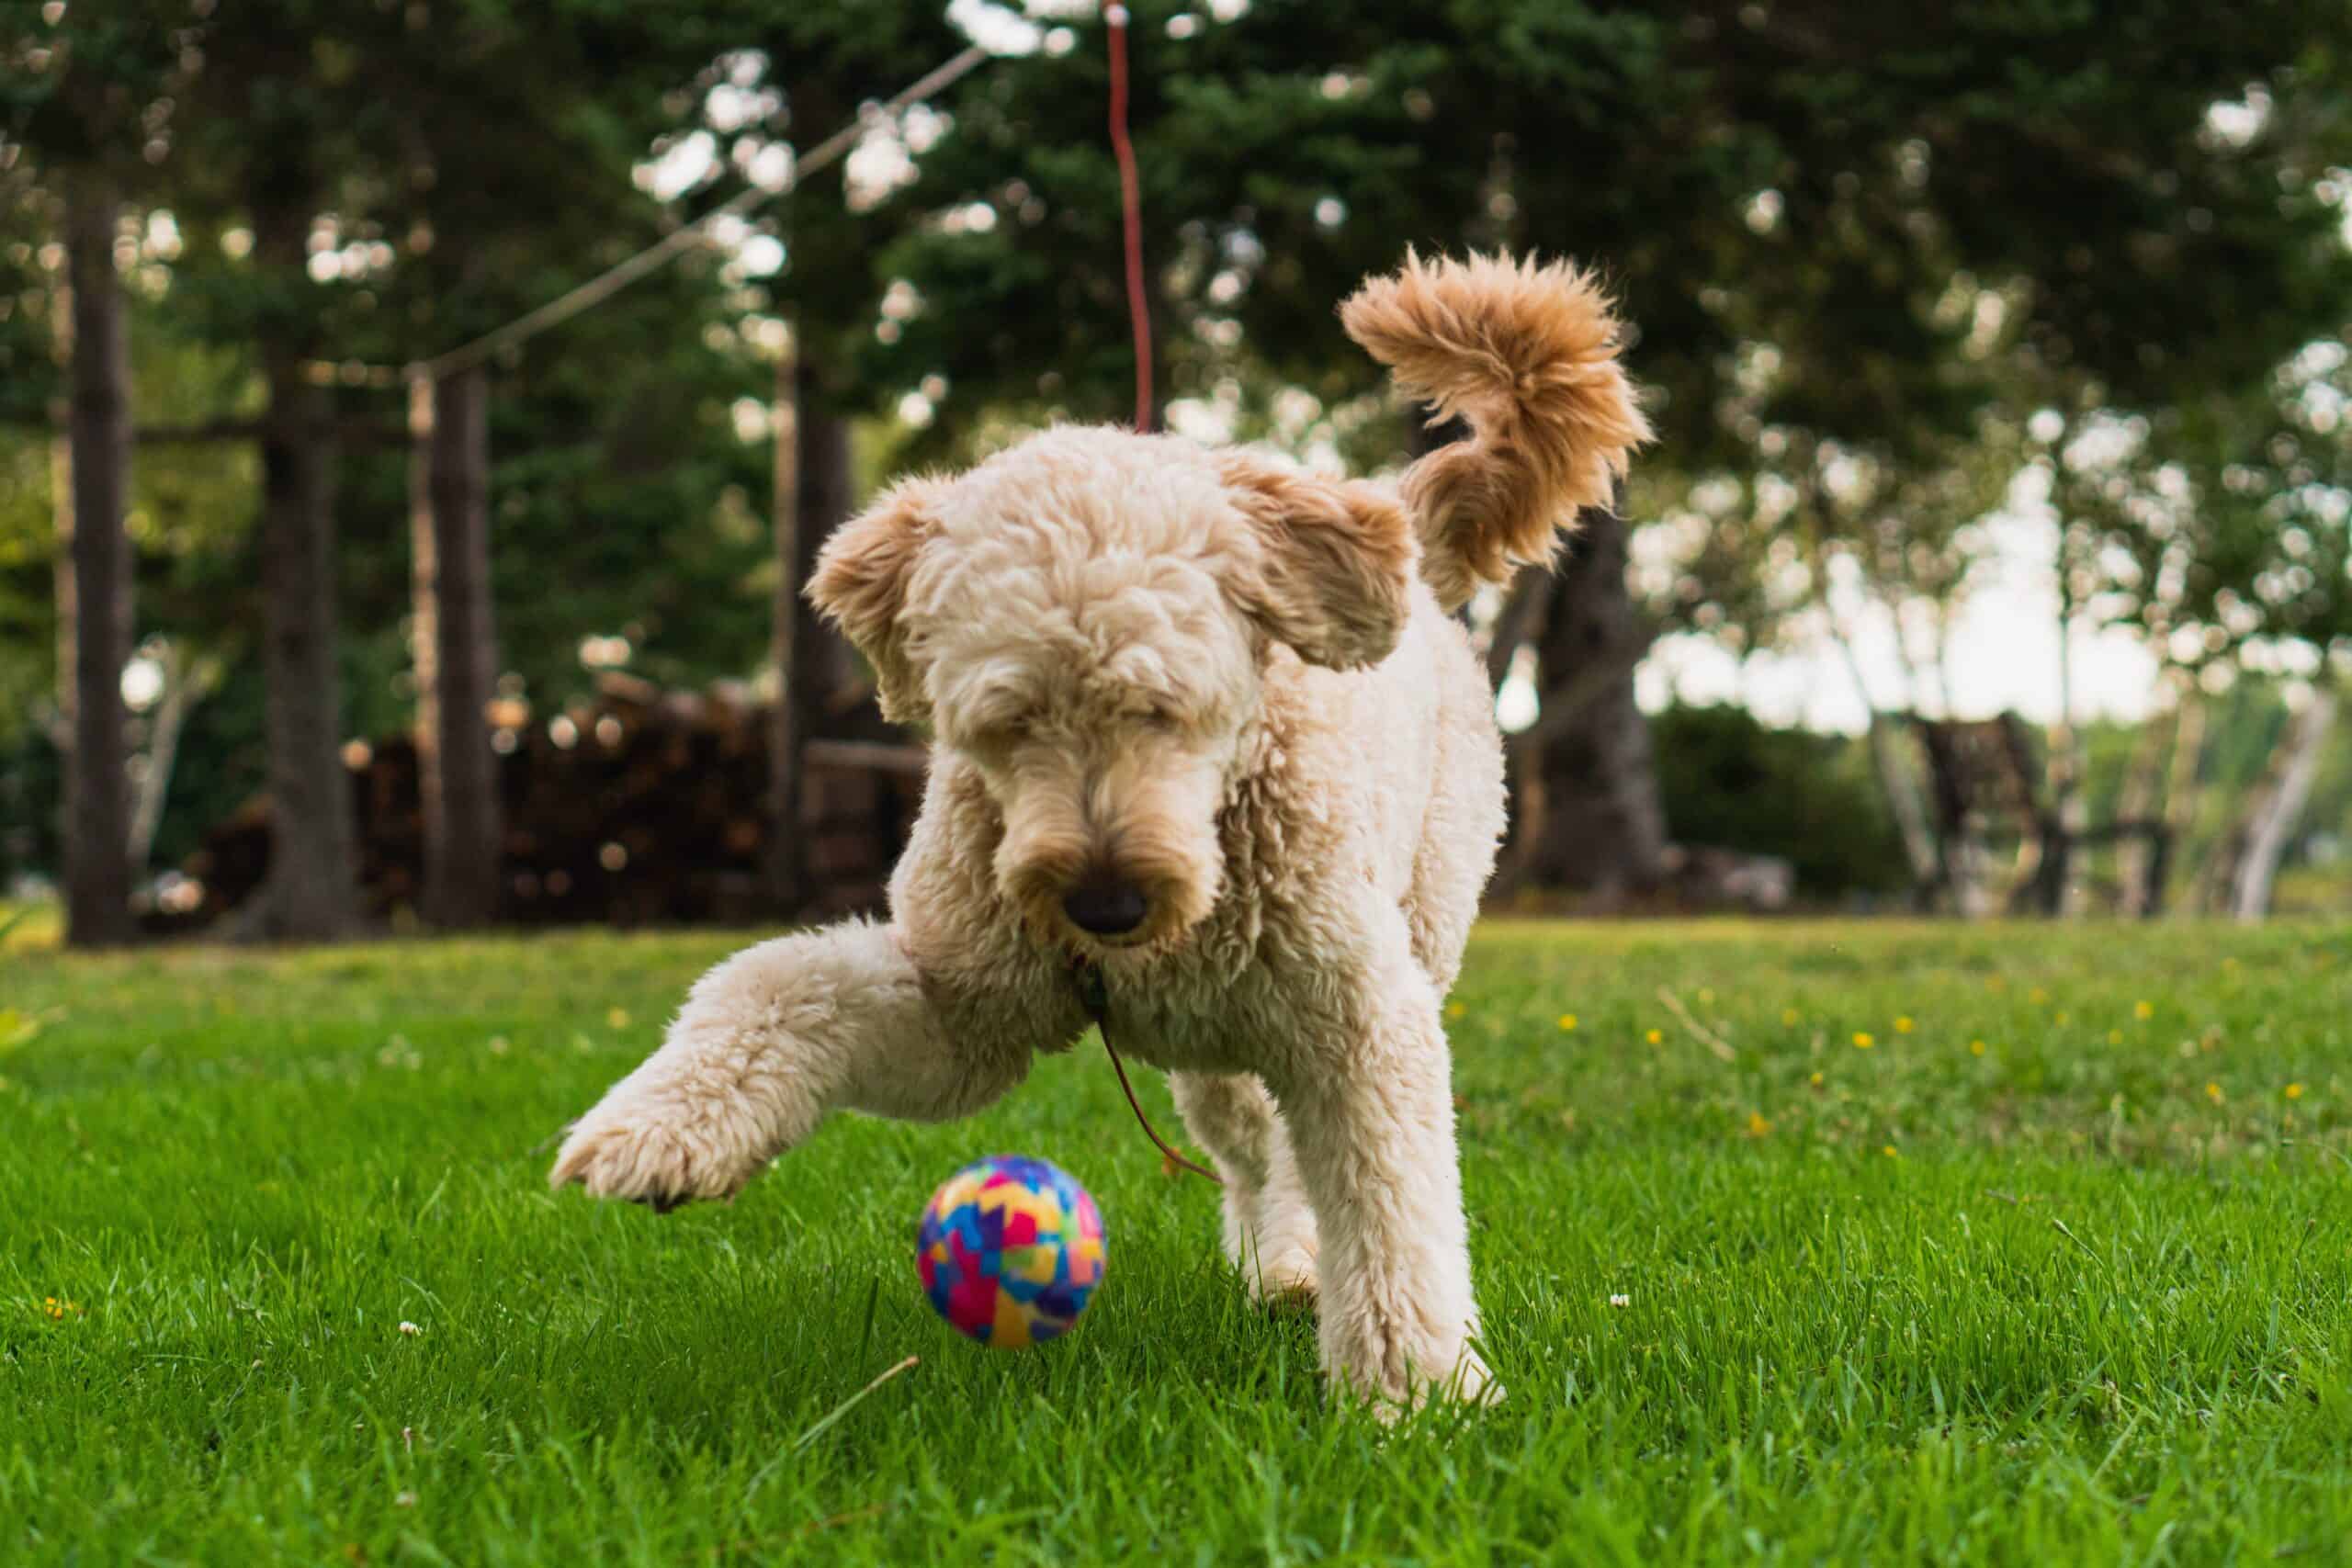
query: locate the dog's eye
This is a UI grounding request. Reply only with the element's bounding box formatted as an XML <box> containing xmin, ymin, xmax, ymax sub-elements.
<box><xmin>975</xmin><ymin>710</ymin><xmax>1036</xmax><ymax>750</ymax></box>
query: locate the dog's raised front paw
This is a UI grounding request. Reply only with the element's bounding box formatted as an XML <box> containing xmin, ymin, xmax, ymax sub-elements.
<box><xmin>548</xmin><ymin>1093</ymin><xmax>765</xmax><ymax>1210</ymax></box>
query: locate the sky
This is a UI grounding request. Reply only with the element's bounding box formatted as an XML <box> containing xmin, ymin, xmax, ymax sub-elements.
<box><xmin>1629</xmin><ymin>514</ymin><xmax>2163</xmax><ymax>737</ymax></box>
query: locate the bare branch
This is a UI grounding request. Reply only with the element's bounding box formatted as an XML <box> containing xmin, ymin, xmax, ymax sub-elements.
<box><xmin>1504</xmin><ymin>633</ymin><xmax>1653</xmax><ymax>756</ymax></box>
<box><xmin>131</xmin><ymin>420</ymin><xmax>264</xmax><ymax>446</ymax></box>
<box><xmin>1484</xmin><ymin>571</ymin><xmax>1555</xmax><ymax>691</ymax></box>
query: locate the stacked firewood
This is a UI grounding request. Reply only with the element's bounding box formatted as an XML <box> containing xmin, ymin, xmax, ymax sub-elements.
<box><xmin>173</xmin><ymin>674</ymin><xmax>925</xmax><ymax>931</ymax></box>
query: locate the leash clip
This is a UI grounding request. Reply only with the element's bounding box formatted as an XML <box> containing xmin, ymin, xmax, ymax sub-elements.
<box><xmin>1073</xmin><ymin>958</ymin><xmax>1110</xmax><ymax>1021</ymax></box>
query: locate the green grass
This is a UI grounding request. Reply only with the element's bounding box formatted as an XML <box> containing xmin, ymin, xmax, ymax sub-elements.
<box><xmin>5</xmin><ymin>918</ymin><xmax>2350</xmax><ymax>1565</ymax></box>
<box><xmin>2277</xmin><ymin>863</ymin><xmax>2352</xmax><ymax>917</ymax></box>
<box><xmin>0</xmin><ymin>898</ymin><xmax>60</xmax><ymax>955</ymax></box>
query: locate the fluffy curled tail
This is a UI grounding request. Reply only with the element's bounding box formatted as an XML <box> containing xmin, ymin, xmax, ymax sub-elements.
<box><xmin>1340</xmin><ymin>250</ymin><xmax>1650</xmax><ymax>610</ymax></box>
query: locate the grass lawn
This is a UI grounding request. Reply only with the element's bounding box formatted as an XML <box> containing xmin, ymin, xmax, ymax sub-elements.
<box><xmin>0</xmin><ymin>898</ymin><xmax>61</xmax><ymax>956</ymax></box>
<box><xmin>6</xmin><ymin>917</ymin><xmax>2350</xmax><ymax>1564</ymax></box>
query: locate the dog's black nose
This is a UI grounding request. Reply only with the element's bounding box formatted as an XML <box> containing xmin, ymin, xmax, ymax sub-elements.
<box><xmin>1063</xmin><ymin>879</ymin><xmax>1148</xmax><ymax>937</ymax></box>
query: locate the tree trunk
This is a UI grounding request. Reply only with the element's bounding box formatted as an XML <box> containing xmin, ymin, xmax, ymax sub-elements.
<box><xmin>1510</xmin><ymin>503</ymin><xmax>1669</xmax><ymax>900</ymax></box>
<box><xmin>766</xmin><ymin>346</ymin><xmax>811</xmax><ymax>913</ymax></box>
<box><xmin>793</xmin><ymin>359</ymin><xmax>861</xmax><ymax>716</ymax></box>
<box><xmin>2047</xmin><ymin>551</ymin><xmax>2096</xmax><ymax>916</ymax></box>
<box><xmin>768</xmin><ymin>350</ymin><xmax>865</xmax><ymax>914</ymax></box>
<box><xmin>1484</xmin><ymin>571</ymin><xmax>1554</xmax><ymax>689</ymax></box>
<box><xmin>2114</xmin><ymin>684</ymin><xmax>2183</xmax><ymax>915</ymax></box>
<box><xmin>1868</xmin><ymin>716</ymin><xmax>1946</xmax><ymax>902</ymax></box>
<box><xmin>410</xmin><ymin>367</ymin><xmax>503</xmax><ymax>928</ymax></box>
<box><xmin>127</xmin><ymin>641</ymin><xmax>209</xmax><ymax>874</ymax></box>
<box><xmin>2157</xmin><ymin>687</ymin><xmax>2210</xmax><ymax>915</ymax></box>
<box><xmin>2229</xmin><ymin>691</ymin><xmax>2336</xmax><ymax>923</ymax></box>
<box><xmin>1822</xmin><ymin>604</ymin><xmax>1940</xmax><ymax>898</ymax></box>
<box><xmin>248</xmin><ymin>337</ymin><xmax>360</xmax><ymax>942</ymax></box>
<box><xmin>55</xmin><ymin>178</ymin><xmax>137</xmax><ymax>947</ymax></box>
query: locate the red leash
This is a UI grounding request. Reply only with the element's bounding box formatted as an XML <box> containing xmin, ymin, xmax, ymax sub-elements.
<box><xmin>1094</xmin><ymin>8</ymin><xmax>1212</xmax><ymax>1183</ymax></box>
<box><xmin>1102</xmin><ymin>3</ymin><xmax>1155</xmax><ymax>432</ymax></box>
<box><xmin>1074</xmin><ymin>960</ymin><xmax>1223</xmax><ymax>1185</ymax></box>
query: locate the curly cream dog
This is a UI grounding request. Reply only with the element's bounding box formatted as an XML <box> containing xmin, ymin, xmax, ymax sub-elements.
<box><xmin>552</xmin><ymin>252</ymin><xmax>1647</xmax><ymax>1408</ymax></box>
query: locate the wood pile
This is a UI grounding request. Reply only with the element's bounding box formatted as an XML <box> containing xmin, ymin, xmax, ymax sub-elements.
<box><xmin>169</xmin><ymin>674</ymin><xmax>925</xmax><ymax>931</ymax></box>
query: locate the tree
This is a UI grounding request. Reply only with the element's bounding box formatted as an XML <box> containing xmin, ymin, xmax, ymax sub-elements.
<box><xmin>0</xmin><ymin>208</ymin><xmax>261</xmax><ymax>905</ymax></box>
<box><xmin>877</xmin><ymin>0</ymin><xmax>1695</xmax><ymax>893</ymax></box>
<box><xmin>53</xmin><ymin>175</ymin><xmax>136</xmax><ymax>943</ymax></box>
<box><xmin>353</xmin><ymin>1</ymin><xmax>774</xmax><ymax>925</ymax></box>
<box><xmin>637</xmin><ymin>8</ymin><xmax>1004</xmax><ymax>910</ymax></box>
<box><xmin>408</xmin><ymin>367</ymin><xmax>499</xmax><ymax>927</ymax></box>
<box><xmin>2092</xmin><ymin>334</ymin><xmax>2352</xmax><ymax>916</ymax></box>
<box><xmin>880</xmin><ymin>0</ymin><xmax>2351</xmax><ymax>901</ymax></box>
<box><xmin>2</xmin><ymin>4</ymin><xmax>831</xmax><ymax>928</ymax></box>
<box><xmin>2</xmin><ymin>2</ymin><xmax>192</xmax><ymax>942</ymax></box>
<box><xmin>15</xmin><ymin>1</ymin><xmax>788</xmax><ymax>933</ymax></box>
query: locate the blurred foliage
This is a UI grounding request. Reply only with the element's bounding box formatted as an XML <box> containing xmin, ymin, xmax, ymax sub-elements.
<box><xmin>1</xmin><ymin>0</ymin><xmax>798</xmax><ymax>879</ymax></box>
<box><xmin>876</xmin><ymin>0</ymin><xmax>2352</xmax><ymax>774</ymax></box>
<box><xmin>1648</xmin><ymin>703</ymin><xmax>1911</xmax><ymax>899</ymax></box>
<box><xmin>1</xmin><ymin>0</ymin><xmax>2348</xmax><ymax>901</ymax></box>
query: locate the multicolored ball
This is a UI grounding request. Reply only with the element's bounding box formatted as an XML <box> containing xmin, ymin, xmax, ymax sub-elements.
<box><xmin>916</xmin><ymin>1156</ymin><xmax>1106</xmax><ymax>1349</ymax></box>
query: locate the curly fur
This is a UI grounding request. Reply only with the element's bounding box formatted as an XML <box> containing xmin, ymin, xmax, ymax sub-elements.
<box><xmin>553</xmin><ymin>251</ymin><xmax>1645</xmax><ymax>1413</ymax></box>
<box><xmin>1340</xmin><ymin>249</ymin><xmax>1651</xmax><ymax>609</ymax></box>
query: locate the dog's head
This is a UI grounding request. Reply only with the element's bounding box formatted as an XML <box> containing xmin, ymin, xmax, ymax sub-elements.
<box><xmin>808</xmin><ymin>427</ymin><xmax>1414</xmax><ymax>953</ymax></box>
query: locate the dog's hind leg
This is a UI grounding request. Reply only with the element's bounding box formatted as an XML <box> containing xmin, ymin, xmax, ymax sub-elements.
<box><xmin>1170</xmin><ymin>1072</ymin><xmax>1319</xmax><ymax>1305</ymax></box>
<box><xmin>551</xmin><ymin>919</ymin><xmax>1029</xmax><ymax>1210</ymax></box>
<box><xmin>1401</xmin><ymin>624</ymin><xmax>1508</xmax><ymax>996</ymax></box>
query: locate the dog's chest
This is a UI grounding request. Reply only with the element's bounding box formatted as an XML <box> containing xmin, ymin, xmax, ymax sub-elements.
<box><xmin>1083</xmin><ymin>946</ymin><xmax>1314</xmax><ymax>1077</ymax></box>
<box><xmin>1090</xmin><ymin>981</ymin><xmax>1239</xmax><ymax>1074</ymax></box>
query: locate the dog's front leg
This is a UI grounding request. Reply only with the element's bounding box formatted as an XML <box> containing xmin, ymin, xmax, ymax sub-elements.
<box><xmin>1273</xmin><ymin>961</ymin><xmax>1495</xmax><ymax>1412</ymax></box>
<box><xmin>550</xmin><ymin>919</ymin><xmax>1026</xmax><ymax>1210</ymax></box>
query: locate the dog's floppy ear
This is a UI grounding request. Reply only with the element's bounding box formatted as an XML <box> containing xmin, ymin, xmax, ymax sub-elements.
<box><xmin>807</xmin><ymin>477</ymin><xmax>944</xmax><ymax>722</ymax></box>
<box><xmin>1217</xmin><ymin>452</ymin><xmax>1417</xmax><ymax>670</ymax></box>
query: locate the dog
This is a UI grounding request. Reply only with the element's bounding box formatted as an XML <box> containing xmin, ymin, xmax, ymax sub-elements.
<box><xmin>551</xmin><ymin>251</ymin><xmax>1648</xmax><ymax>1409</ymax></box>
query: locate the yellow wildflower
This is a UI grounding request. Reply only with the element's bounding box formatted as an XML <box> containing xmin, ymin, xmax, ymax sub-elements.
<box><xmin>1970</xmin><ymin>1040</ymin><xmax>1987</xmax><ymax>1056</ymax></box>
<box><xmin>1445</xmin><ymin>1002</ymin><xmax>1465</xmax><ymax>1021</ymax></box>
<box><xmin>1852</xmin><ymin>1032</ymin><xmax>1875</xmax><ymax>1050</ymax></box>
<box><xmin>606</xmin><ymin>1009</ymin><xmax>631</xmax><ymax>1030</ymax></box>
<box><xmin>2205</xmin><ymin>1082</ymin><xmax>2223</xmax><ymax>1104</ymax></box>
<box><xmin>1781</xmin><ymin>1008</ymin><xmax>1800</xmax><ymax>1026</ymax></box>
<box><xmin>2133</xmin><ymin>1000</ymin><xmax>2154</xmax><ymax>1021</ymax></box>
<box><xmin>1645</xmin><ymin>1028</ymin><xmax>1663</xmax><ymax>1045</ymax></box>
<box><xmin>2107</xmin><ymin>1030</ymin><xmax>2124</xmax><ymax>1045</ymax></box>
<box><xmin>1894</xmin><ymin>1017</ymin><xmax>1915</xmax><ymax>1034</ymax></box>
<box><xmin>2029</xmin><ymin>987</ymin><xmax>2050</xmax><ymax>1005</ymax></box>
<box><xmin>1809</xmin><ymin>1071</ymin><xmax>1825</xmax><ymax>1087</ymax></box>
<box><xmin>1746</xmin><ymin>1111</ymin><xmax>1771</xmax><ymax>1138</ymax></box>
<box><xmin>1557</xmin><ymin>1013</ymin><xmax>1578</xmax><ymax>1032</ymax></box>
<box><xmin>2286</xmin><ymin>1083</ymin><xmax>2305</xmax><ymax>1100</ymax></box>
<box><xmin>1882</xmin><ymin>1145</ymin><xmax>1898</xmax><ymax>1158</ymax></box>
